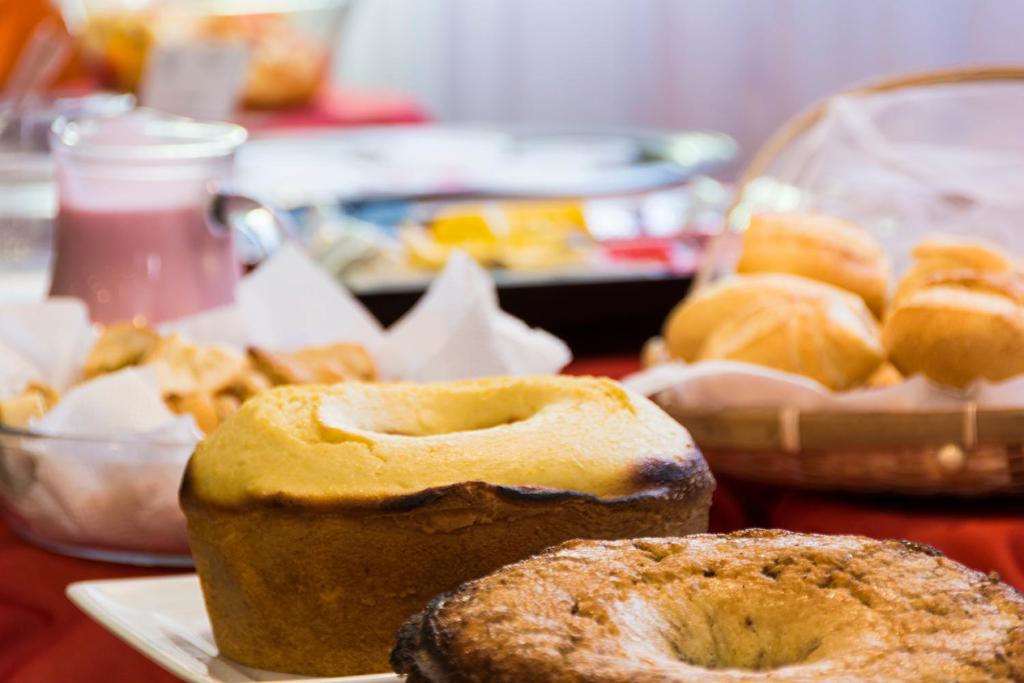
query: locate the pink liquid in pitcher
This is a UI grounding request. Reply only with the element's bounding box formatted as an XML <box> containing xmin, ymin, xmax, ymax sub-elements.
<box><xmin>50</xmin><ymin>203</ymin><xmax>239</xmax><ymax>324</ymax></box>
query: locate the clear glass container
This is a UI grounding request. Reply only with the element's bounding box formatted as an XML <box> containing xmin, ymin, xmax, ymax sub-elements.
<box><xmin>0</xmin><ymin>426</ymin><xmax>194</xmax><ymax>565</ymax></box>
<box><xmin>77</xmin><ymin>0</ymin><xmax>355</xmax><ymax>110</ymax></box>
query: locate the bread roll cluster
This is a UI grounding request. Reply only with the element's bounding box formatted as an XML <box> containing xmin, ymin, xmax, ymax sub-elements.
<box><xmin>663</xmin><ymin>212</ymin><xmax>1024</xmax><ymax>390</ymax></box>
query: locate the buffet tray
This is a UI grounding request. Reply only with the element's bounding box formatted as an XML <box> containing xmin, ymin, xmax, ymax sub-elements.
<box><xmin>360</xmin><ymin>270</ymin><xmax>694</xmax><ymax>355</ymax></box>
<box><xmin>67</xmin><ymin>575</ymin><xmax>400</xmax><ymax>683</ymax></box>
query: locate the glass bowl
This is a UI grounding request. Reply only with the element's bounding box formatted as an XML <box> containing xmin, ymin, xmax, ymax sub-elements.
<box><xmin>77</xmin><ymin>0</ymin><xmax>355</xmax><ymax>110</ymax></box>
<box><xmin>0</xmin><ymin>426</ymin><xmax>196</xmax><ymax>566</ymax></box>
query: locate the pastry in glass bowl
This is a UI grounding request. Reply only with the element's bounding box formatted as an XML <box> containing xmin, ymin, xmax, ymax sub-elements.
<box><xmin>1</xmin><ymin>320</ymin><xmax>377</xmax><ymax>434</ymax></box>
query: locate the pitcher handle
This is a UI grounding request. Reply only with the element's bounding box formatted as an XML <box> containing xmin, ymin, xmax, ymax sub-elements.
<box><xmin>208</xmin><ymin>192</ymin><xmax>298</xmax><ymax>268</ymax></box>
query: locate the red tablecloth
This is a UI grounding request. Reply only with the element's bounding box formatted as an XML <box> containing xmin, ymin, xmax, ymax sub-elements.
<box><xmin>769</xmin><ymin>492</ymin><xmax>1024</xmax><ymax>588</ymax></box>
<box><xmin>1</xmin><ymin>355</ymin><xmax>1021</xmax><ymax>682</ymax></box>
<box><xmin>1</xmin><ymin>524</ymin><xmax>178</xmax><ymax>683</ymax></box>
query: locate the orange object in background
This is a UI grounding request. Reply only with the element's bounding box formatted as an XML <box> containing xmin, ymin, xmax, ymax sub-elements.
<box><xmin>0</xmin><ymin>0</ymin><xmax>83</xmax><ymax>91</ymax></box>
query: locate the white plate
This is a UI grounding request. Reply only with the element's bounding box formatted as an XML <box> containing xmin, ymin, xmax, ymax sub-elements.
<box><xmin>66</xmin><ymin>574</ymin><xmax>401</xmax><ymax>683</ymax></box>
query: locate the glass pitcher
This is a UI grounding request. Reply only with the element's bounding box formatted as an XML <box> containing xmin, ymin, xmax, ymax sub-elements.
<box><xmin>49</xmin><ymin>109</ymin><xmax>249</xmax><ymax>324</ymax></box>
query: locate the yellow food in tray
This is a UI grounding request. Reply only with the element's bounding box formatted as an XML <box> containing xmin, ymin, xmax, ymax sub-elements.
<box><xmin>402</xmin><ymin>201</ymin><xmax>593</xmax><ymax>271</ymax></box>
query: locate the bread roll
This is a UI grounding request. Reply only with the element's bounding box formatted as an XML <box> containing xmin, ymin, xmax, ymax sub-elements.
<box><xmin>663</xmin><ymin>274</ymin><xmax>835</xmax><ymax>362</ymax></box>
<box><xmin>911</xmin><ymin>270</ymin><xmax>1024</xmax><ymax>305</ymax></box>
<box><xmin>640</xmin><ymin>336</ymin><xmax>671</xmax><ymax>368</ymax></box>
<box><xmin>893</xmin><ymin>235</ymin><xmax>1013</xmax><ymax>304</ymax></box>
<box><xmin>883</xmin><ymin>285</ymin><xmax>1024</xmax><ymax>388</ymax></box>
<box><xmin>664</xmin><ymin>274</ymin><xmax>884</xmax><ymax>390</ymax></box>
<box><xmin>736</xmin><ymin>213</ymin><xmax>890</xmax><ymax>317</ymax></box>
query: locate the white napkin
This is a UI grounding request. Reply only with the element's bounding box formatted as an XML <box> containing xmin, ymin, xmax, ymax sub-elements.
<box><xmin>378</xmin><ymin>252</ymin><xmax>571</xmax><ymax>380</ymax></box>
<box><xmin>0</xmin><ymin>298</ymin><xmax>93</xmax><ymax>396</ymax></box>
<box><xmin>9</xmin><ymin>367</ymin><xmax>198</xmax><ymax>552</ymax></box>
<box><xmin>158</xmin><ymin>303</ymin><xmax>250</xmax><ymax>348</ymax></box>
<box><xmin>32</xmin><ymin>367</ymin><xmax>201</xmax><ymax>440</ymax></box>
<box><xmin>236</xmin><ymin>242</ymin><xmax>386</xmax><ymax>354</ymax></box>
<box><xmin>623</xmin><ymin>360</ymin><xmax>1013</xmax><ymax>411</ymax></box>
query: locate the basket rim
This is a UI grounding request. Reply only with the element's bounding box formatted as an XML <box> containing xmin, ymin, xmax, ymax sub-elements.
<box><xmin>662</xmin><ymin>400</ymin><xmax>1024</xmax><ymax>451</ymax></box>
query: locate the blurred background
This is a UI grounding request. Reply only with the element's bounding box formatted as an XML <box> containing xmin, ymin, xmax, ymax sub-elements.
<box><xmin>339</xmin><ymin>0</ymin><xmax>1024</xmax><ymax>168</ymax></box>
<box><xmin>3</xmin><ymin>0</ymin><xmax>1024</xmax><ymax>353</ymax></box>
<box><xmin>7</xmin><ymin>0</ymin><xmax>1024</xmax><ymax>163</ymax></box>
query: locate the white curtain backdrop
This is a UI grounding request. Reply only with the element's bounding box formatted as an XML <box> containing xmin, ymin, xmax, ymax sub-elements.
<box><xmin>336</xmin><ymin>0</ymin><xmax>1024</xmax><ymax>165</ymax></box>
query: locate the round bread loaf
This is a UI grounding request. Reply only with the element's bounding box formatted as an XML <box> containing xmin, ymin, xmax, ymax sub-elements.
<box><xmin>883</xmin><ymin>284</ymin><xmax>1024</xmax><ymax>388</ymax></box>
<box><xmin>181</xmin><ymin>376</ymin><xmax>713</xmax><ymax>676</ymax></box>
<box><xmin>663</xmin><ymin>274</ymin><xmax>884</xmax><ymax>390</ymax></box>
<box><xmin>885</xmin><ymin>236</ymin><xmax>1024</xmax><ymax>387</ymax></box>
<box><xmin>736</xmin><ymin>213</ymin><xmax>890</xmax><ymax>317</ymax></box>
<box><xmin>392</xmin><ymin>530</ymin><xmax>1024</xmax><ymax>682</ymax></box>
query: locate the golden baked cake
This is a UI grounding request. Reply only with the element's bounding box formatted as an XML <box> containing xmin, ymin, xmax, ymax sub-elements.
<box><xmin>393</xmin><ymin>530</ymin><xmax>1024</xmax><ymax>682</ymax></box>
<box><xmin>737</xmin><ymin>213</ymin><xmax>890</xmax><ymax>317</ymax></box>
<box><xmin>181</xmin><ymin>376</ymin><xmax>714</xmax><ymax>676</ymax></box>
<box><xmin>663</xmin><ymin>274</ymin><xmax>884</xmax><ymax>390</ymax></box>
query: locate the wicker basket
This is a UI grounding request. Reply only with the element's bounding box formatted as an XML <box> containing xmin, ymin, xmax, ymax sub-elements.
<box><xmin>659</xmin><ymin>398</ymin><xmax>1024</xmax><ymax>496</ymax></box>
<box><xmin>661</xmin><ymin>66</ymin><xmax>1024</xmax><ymax>497</ymax></box>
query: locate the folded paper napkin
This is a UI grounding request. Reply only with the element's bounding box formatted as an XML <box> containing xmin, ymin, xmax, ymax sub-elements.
<box><xmin>623</xmin><ymin>360</ymin><xmax>1024</xmax><ymax>411</ymax></box>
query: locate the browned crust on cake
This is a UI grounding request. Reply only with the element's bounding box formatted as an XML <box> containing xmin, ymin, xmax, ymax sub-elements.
<box><xmin>182</xmin><ymin>459</ymin><xmax>715</xmax><ymax>676</ymax></box>
<box><xmin>179</xmin><ymin>454</ymin><xmax>709</xmax><ymax>511</ymax></box>
<box><xmin>391</xmin><ymin>530</ymin><xmax>1024</xmax><ymax>683</ymax></box>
